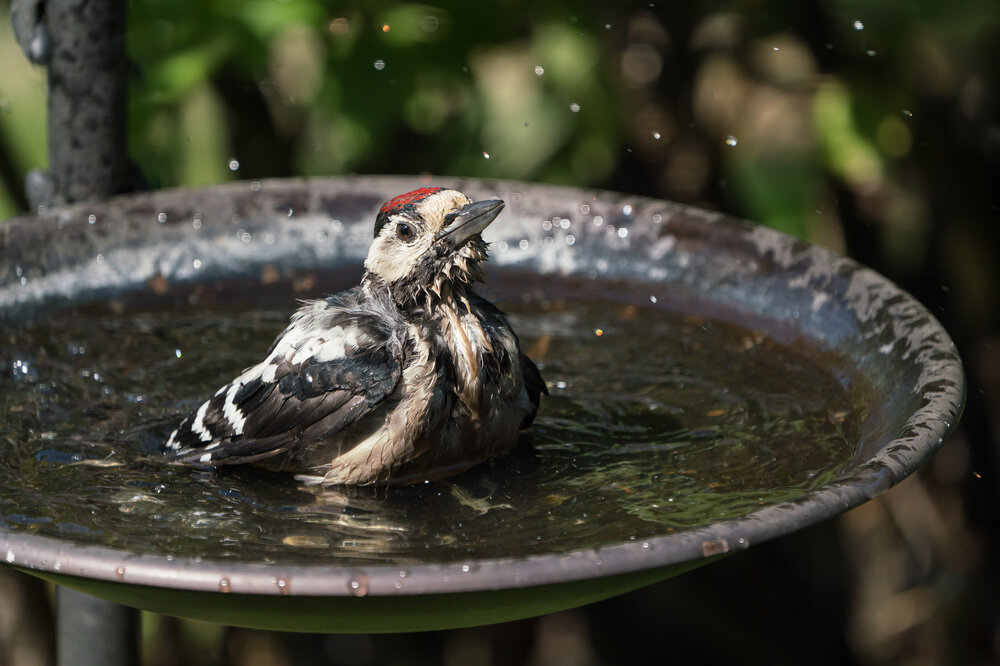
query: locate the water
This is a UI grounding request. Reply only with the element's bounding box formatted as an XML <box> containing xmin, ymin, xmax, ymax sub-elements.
<box><xmin>0</xmin><ymin>285</ymin><xmax>859</xmax><ymax>566</ymax></box>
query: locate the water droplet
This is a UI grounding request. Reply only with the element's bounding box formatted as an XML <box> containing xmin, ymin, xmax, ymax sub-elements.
<box><xmin>652</xmin><ymin>213</ymin><xmax>663</xmax><ymax>224</ymax></box>
<box><xmin>541</xmin><ymin>219</ymin><xmax>553</xmax><ymax>231</ymax></box>
<box><xmin>115</xmin><ymin>567</ymin><xmax>125</xmax><ymax>580</ymax></box>
<box><xmin>348</xmin><ymin>574</ymin><xmax>370</xmax><ymax>596</ymax></box>
<box><xmin>228</xmin><ymin>159</ymin><xmax>240</xmax><ymax>171</ymax></box>
<box><xmin>373</xmin><ymin>59</ymin><xmax>386</xmax><ymax>71</ymax></box>
<box><xmin>421</xmin><ymin>16</ymin><xmax>439</xmax><ymax>32</ymax></box>
<box><xmin>617</xmin><ymin>227</ymin><xmax>629</xmax><ymax>238</ymax></box>
<box><xmin>276</xmin><ymin>578</ymin><xmax>290</xmax><ymax>595</ymax></box>
<box><xmin>622</xmin><ymin>204</ymin><xmax>633</xmax><ymax>216</ymax></box>
<box><xmin>192</xmin><ymin>259</ymin><xmax>202</xmax><ymax>269</ymax></box>
<box><xmin>866</xmin><ymin>49</ymin><xmax>877</xmax><ymax>56</ymax></box>
<box><xmin>594</xmin><ymin>328</ymin><xmax>604</xmax><ymax>337</ymax></box>
<box><xmin>559</xmin><ymin>219</ymin><xmax>571</xmax><ymax>229</ymax></box>
<box><xmin>381</xmin><ymin>24</ymin><xmax>390</xmax><ymax>33</ymax></box>
<box><xmin>772</xmin><ymin>46</ymin><xmax>779</xmax><ymax>52</ymax></box>
<box><xmin>725</xmin><ymin>135</ymin><xmax>738</xmax><ymax>147</ymax></box>
<box><xmin>87</xmin><ymin>214</ymin><xmax>97</xmax><ymax>225</ymax></box>
<box><xmin>218</xmin><ymin>578</ymin><xmax>231</xmax><ymax>593</ymax></box>
<box><xmin>579</xmin><ymin>203</ymin><xmax>591</xmax><ymax>214</ymax></box>
<box><xmin>5</xmin><ymin>550</ymin><xmax>14</xmax><ymax>563</ymax></box>
<box><xmin>398</xmin><ymin>569</ymin><xmax>408</xmax><ymax>578</ymax></box>
<box><xmin>649</xmin><ymin>295</ymin><xmax>657</xmax><ymax>304</ymax></box>
<box><xmin>853</xmin><ymin>20</ymin><xmax>864</xmax><ymax>30</ymax></box>
<box><xmin>593</xmin><ymin>215</ymin><xmax>604</xmax><ymax>227</ymax></box>
<box><xmin>461</xmin><ymin>564</ymin><xmax>471</xmax><ymax>572</ymax></box>
<box><xmin>569</xmin><ymin>103</ymin><xmax>581</xmax><ymax>113</ymax></box>
<box><xmin>652</xmin><ymin>131</ymin><xmax>662</xmax><ymax>140</ymax></box>
<box><xmin>534</xmin><ymin>65</ymin><xmax>544</xmax><ymax>76</ymax></box>
<box><xmin>565</xmin><ymin>234</ymin><xmax>576</xmax><ymax>246</ymax></box>
<box><xmin>604</xmin><ymin>24</ymin><xmax>612</xmax><ymax>30</ymax></box>
<box><xmin>482</xmin><ymin>151</ymin><xmax>490</xmax><ymax>159</ymax></box>
<box><xmin>518</xmin><ymin>239</ymin><xmax>530</xmax><ymax>250</ymax></box>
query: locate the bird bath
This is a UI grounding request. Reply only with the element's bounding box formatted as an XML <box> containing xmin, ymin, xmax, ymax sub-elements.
<box><xmin>0</xmin><ymin>176</ymin><xmax>963</xmax><ymax>633</ymax></box>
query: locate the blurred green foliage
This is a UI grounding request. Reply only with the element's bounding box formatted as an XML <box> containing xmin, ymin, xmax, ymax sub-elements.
<box><xmin>122</xmin><ymin>1</ymin><xmax>617</xmax><ymax>191</ymax></box>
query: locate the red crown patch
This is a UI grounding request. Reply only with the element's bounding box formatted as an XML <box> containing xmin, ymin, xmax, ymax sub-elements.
<box><xmin>379</xmin><ymin>187</ymin><xmax>446</xmax><ymax>215</ymax></box>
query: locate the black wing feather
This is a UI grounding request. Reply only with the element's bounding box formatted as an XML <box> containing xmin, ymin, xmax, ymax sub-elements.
<box><xmin>169</xmin><ymin>343</ymin><xmax>401</xmax><ymax>466</ymax></box>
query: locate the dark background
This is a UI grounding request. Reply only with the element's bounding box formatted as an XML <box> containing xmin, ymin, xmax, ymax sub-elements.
<box><xmin>1</xmin><ymin>1</ymin><xmax>998</xmax><ymax>664</ymax></box>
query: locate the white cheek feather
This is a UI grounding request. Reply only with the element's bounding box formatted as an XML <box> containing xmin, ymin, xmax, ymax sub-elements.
<box><xmin>364</xmin><ymin>225</ymin><xmax>435</xmax><ymax>283</ymax></box>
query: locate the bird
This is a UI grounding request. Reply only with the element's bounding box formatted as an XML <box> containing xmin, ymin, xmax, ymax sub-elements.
<box><xmin>164</xmin><ymin>187</ymin><xmax>546</xmax><ymax>485</ymax></box>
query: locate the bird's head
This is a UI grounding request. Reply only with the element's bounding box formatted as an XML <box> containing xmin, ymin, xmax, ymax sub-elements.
<box><xmin>363</xmin><ymin>187</ymin><xmax>504</xmax><ymax>305</ymax></box>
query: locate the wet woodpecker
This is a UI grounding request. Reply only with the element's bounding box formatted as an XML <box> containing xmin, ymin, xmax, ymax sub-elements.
<box><xmin>165</xmin><ymin>187</ymin><xmax>546</xmax><ymax>485</ymax></box>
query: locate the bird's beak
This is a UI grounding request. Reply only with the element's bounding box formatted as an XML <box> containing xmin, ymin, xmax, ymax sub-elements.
<box><xmin>436</xmin><ymin>199</ymin><xmax>505</xmax><ymax>246</ymax></box>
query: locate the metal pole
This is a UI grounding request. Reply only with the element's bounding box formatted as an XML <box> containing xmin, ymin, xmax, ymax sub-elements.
<box><xmin>11</xmin><ymin>0</ymin><xmax>130</xmax><ymax>208</ymax></box>
<box><xmin>57</xmin><ymin>587</ymin><xmax>139</xmax><ymax>666</ymax></box>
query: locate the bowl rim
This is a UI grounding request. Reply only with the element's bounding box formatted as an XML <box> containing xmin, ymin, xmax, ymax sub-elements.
<box><xmin>0</xmin><ymin>175</ymin><xmax>965</xmax><ymax>598</ymax></box>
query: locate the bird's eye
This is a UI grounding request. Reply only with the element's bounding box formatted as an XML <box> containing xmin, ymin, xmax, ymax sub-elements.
<box><xmin>395</xmin><ymin>223</ymin><xmax>414</xmax><ymax>242</ymax></box>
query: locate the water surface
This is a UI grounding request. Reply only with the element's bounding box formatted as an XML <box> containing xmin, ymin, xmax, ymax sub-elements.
<box><xmin>0</xmin><ymin>285</ymin><xmax>858</xmax><ymax>566</ymax></box>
